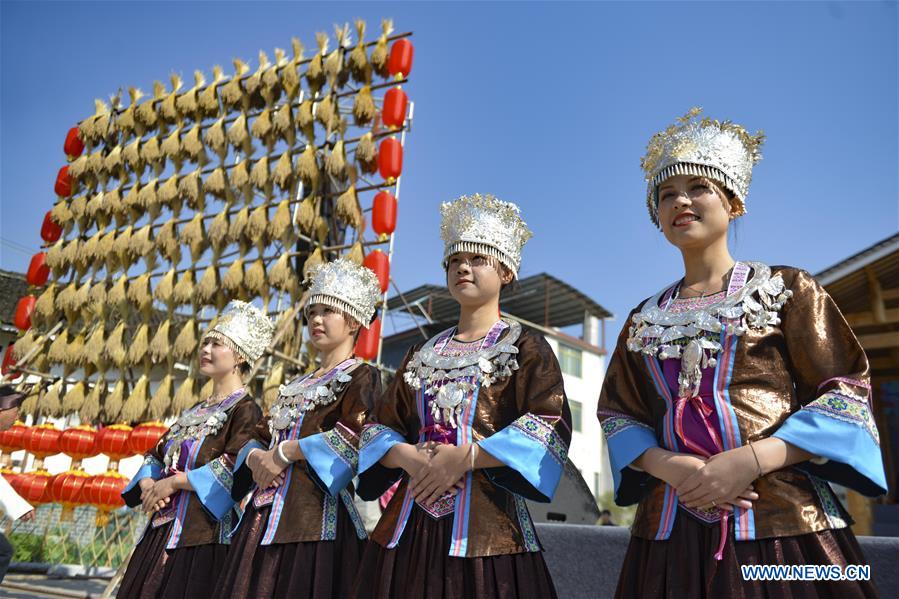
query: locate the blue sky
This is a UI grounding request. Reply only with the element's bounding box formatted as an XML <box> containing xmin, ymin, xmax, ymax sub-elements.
<box><xmin>1</xmin><ymin>1</ymin><xmax>897</xmax><ymax>341</ymax></box>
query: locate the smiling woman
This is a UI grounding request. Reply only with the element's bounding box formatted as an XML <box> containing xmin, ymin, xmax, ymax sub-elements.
<box><xmin>597</xmin><ymin>108</ymin><xmax>887</xmax><ymax>598</ymax></box>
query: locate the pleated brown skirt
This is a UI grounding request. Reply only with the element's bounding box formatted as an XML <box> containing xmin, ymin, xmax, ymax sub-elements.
<box><xmin>117</xmin><ymin>522</ymin><xmax>228</xmax><ymax>599</ymax></box>
<box><xmin>351</xmin><ymin>505</ymin><xmax>558</xmax><ymax>599</ymax></box>
<box><xmin>615</xmin><ymin>513</ymin><xmax>879</xmax><ymax>599</ymax></box>
<box><xmin>212</xmin><ymin>500</ymin><xmax>365</xmax><ymax>598</ymax></box>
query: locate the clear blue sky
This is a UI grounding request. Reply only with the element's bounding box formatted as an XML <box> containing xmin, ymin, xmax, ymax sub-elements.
<box><xmin>2</xmin><ymin>1</ymin><xmax>897</xmax><ymax>339</ymax></box>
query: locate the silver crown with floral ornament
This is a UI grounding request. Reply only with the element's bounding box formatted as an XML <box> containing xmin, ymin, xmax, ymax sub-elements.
<box><xmin>204</xmin><ymin>300</ymin><xmax>274</xmax><ymax>363</ymax></box>
<box><xmin>305</xmin><ymin>258</ymin><xmax>382</xmax><ymax>327</ymax></box>
<box><xmin>440</xmin><ymin>193</ymin><xmax>533</xmax><ymax>278</ymax></box>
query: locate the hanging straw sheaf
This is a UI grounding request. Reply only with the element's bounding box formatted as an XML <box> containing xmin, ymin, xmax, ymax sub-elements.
<box><xmin>172</xmin><ymin>376</ymin><xmax>197</xmax><ymax>414</ymax></box>
<box><xmin>160</xmin><ymin>126</ymin><xmax>183</xmax><ymax>167</ymax></box>
<box><xmin>196</xmin><ymin>265</ymin><xmax>219</xmax><ymax>303</ymax></box>
<box><xmin>227</xmin><ymin>113</ymin><xmax>253</xmax><ymax>157</ymax></box>
<box><xmin>173</xmin><ymin>319</ymin><xmax>198</xmax><ymax>360</ymax></box>
<box><xmin>158</xmin><ymin>175</ymin><xmax>182</xmax><ymax>213</ymax></box>
<box><xmin>247</xmin><ymin>204</ymin><xmax>270</xmax><ymax>246</ymax></box>
<box><xmin>148</xmin><ymin>373</ymin><xmax>173</xmax><ymax>420</ymax></box>
<box><xmin>176</xmin><ymin>70</ymin><xmax>206</xmax><ymax>120</ymax></box>
<box><xmin>262</xmin><ymin>361</ymin><xmax>284</xmax><ymax>409</ymax></box>
<box><xmin>105</xmin><ymin>321</ymin><xmax>127</xmax><ymax>367</ymax></box>
<box><xmin>127</xmin><ymin>272</ymin><xmax>153</xmax><ymax>312</ymax></box>
<box><xmin>244</xmin><ymin>51</ymin><xmax>271</xmax><ymax>110</ymax></box>
<box><xmin>156</xmin><ymin>220</ymin><xmax>182</xmax><ymax>264</ymax></box>
<box><xmin>179</xmin><ymin>168</ymin><xmax>204</xmax><ymax>211</ymax></box>
<box><xmin>208</xmin><ymin>210</ymin><xmax>230</xmax><ymax>254</ymax></box>
<box><xmin>47</xmin><ymin>328</ymin><xmax>70</xmax><ymax>364</ymax></box>
<box><xmin>104</xmin><ymin>145</ymin><xmax>124</xmax><ymax>179</ymax></box>
<box><xmin>11</xmin><ymin>330</ymin><xmax>36</xmax><ymax>362</ymax></box>
<box><xmin>295</xmin><ymin>196</ymin><xmax>316</xmax><ymax>233</ymax></box>
<box><xmin>297</xmin><ymin>144</ymin><xmax>319</xmax><ymax>190</ymax></box>
<box><xmin>127</xmin><ymin>322</ymin><xmax>150</xmax><ymax>364</ymax></box>
<box><xmin>154</xmin><ymin>267</ymin><xmax>176</xmax><ymax>304</ymax></box>
<box><xmin>108</xmin><ymin>274</ymin><xmax>130</xmax><ymax>315</ymax></box>
<box><xmin>269</xmin><ymin>252</ymin><xmax>293</xmax><ymax>291</ymax></box>
<box><xmin>273</xmin><ymin>151</ymin><xmax>295</xmax><ymax>192</ymax></box>
<box><xmin>302</xmin><ymin>246</ymin><xmax>324</xmax><ymax>279</ymax></box>
<box><xmin>62</xmin><ymin>380</ymin><xmax>87</xmax><ymax>415</ymax></box>
<box><xmin>119</xmin><ymin>373</ymin><xmax>151</xmax><ymax>423</ymax></box>
<box><xmin>204</xmin><ymin>117</ymin><xmax>228</xmax><ymax>162</ymax></box>
<box><xmin>227</xmin><ymin>206</ymin><xmax>250</xmax><ymax>244</ymax></box>
<box><xmin>172</xmin><ymin>268</ymin><xmax>196</xmax><ymax>305</ymax></box>
<box><xmin>324</xmin><ymin>23</ymin><xmax>350</xmax><ymax>88</ymax></box>
<box><xmin>182</xmin><ymin>123</ymin><xmax>208</xmax><ymax>164</ymax></box>
<box><xmin>123</xmin><ymin>138</ymin><xmax>145</xmax><ymax>177</ymax></box>
<box><xmin>204</xmin><ymin>166</ymin><xmax>228</xmax><ymax>201</ymax></box>
<box><xmin>261</xmin><ymin>48</ymin><xmax>285</xmax><ymax>106</ymax></box>
<box><xmin>180</xmin><ymin>213</ymin><xmax>208</xmax><ymax>260</ymax></box>
<box><xmin>251</xmin><ymin>107</ymin><xmax>275</xmax><ymax>150</ymax></box>
<box><xmin>244</xmin><ymin>258</ymin><xmax>268</xmax><ymax>298</ymax></box>
<box><xmin>149</xmin><ymin>319</ymin><xmax>171</xmax><ymax>362</ymax></box>
<box><xmin>34</xmin><ymin>283</ymin><xmax>57</xmax><ymax>322</ymax></box>
<box><xmin>281</xmin><ymin>38</ymin><xmax>304</xmax><ymax>101</ymax></box>
<box><xmin>135</xmin><ymin>81</ymin><xmax>165</xmax><ymax>129</ymax></box>
<box><xmin>40</xmin><ymin>379</ymin><xmax>64</xmax><ymax>418</ymax></box>
<box><xmin>220</xmin><ymin>59</ymin><xmax>250</xmax><ymax>111</ymax></box>
<box><xmin>199</xmin><ymin>65</ymin><xmax>225</xmax><ymax>119</ymax></box>
<box><xmin>296</xmin><ymin>99</ymin><xmax>314</xmax><ymax>141</ymax></box>
<box><xmin>222</xmin><ymin>257</ymin><xmax>245</xmax><ymax>292</ymax></box>
<box><xmin>140</xmin><ymin>134</ymin><xmax>162</xmax><ymax>167</ymax></box>
<box><xmin>353</xmin><ymin>85</ymin><xmax>376</xmax><ymax>126</ymax></box>
<box><xmin>115</xmin><ymin>87</ymin><xmax>145</xmax><ymax>139</ymax></box>
<box><xmin>315</xmin><ymin>93</ymin><xmax>338</xmax><ymax>132</ymax></box>
<box><xmin>325</xmin><ymin>140</ymin><xmax>348</xmax><ymax>181</ymax></box>
<box><xmin>83</xmin><ymin>323</ymin><xmax>106</xmax><ymax>366</ymax></box>
<box><xmin>371</xmin><ymin>19</ymin><xmax>394</xmax><ymax>78</ymax></box>
<box><xmin>272</xmin><ymin>103</ymin><xmax>296</xmax><ymax>147</ymax></box>
<box><xmin>159</xmin><ymin>73</ymin><xmax>183</xmax><ymax>124</ymax></box>
<box><xmin>20</xmin><ymin>385</ymin><xmax>41</xmax><ymax>419</ymax></box>
<box><xmin>79</xmin><ymin>378</ymin><xmax>104</xmax><ymax>423</ymax></box>
<box><xmin>249</xmin><ymin>155</ymin><xmax>271</xmax><ymax>193</ymax></box>
<box><xmin>230</xmin><ymin>158</ymin><xmax>252</xmax><ymax>202</ymax></box>
<box><xmin>305</xmin><ymin>32</ymin><xmax>328</xmax><ymax>96</ymax></box>
<box><xmin>67</xmin><ymin>155</ymin><xmax>90</xmax><ymax>189</ymax></box>
<box><xmin>269</xmin><ymin>199</ymin><xmax>293</xmax><ymax>244</ymax></box>
<box><xmin>103</xmin><ymin>379</ymin><xmax>127</xmax><ymax>422</ymax></box>
<box><xmin>336</xmin><ymin>184</ymin><xmax>364</xmax><ymax>230</ymax></box>
<box><xmin>349</xmin><ymin>19</ymin><xmax>372</xmax><ymax>84</ymax></box>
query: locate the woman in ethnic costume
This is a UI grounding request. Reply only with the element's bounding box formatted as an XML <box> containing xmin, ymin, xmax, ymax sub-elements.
<box><xmin>118</xmin><ymin>300</ymin><xmax>274</xmax><ymax>598</ymax></box>
<box><xmin>598</xmin><ymin>108</ymin><xmax>887</xmax><ymax>598</ymax></box>
<box><xmin>213</xmin><ymin>259</ymin><xmax>382</xmax><ymax>598</ymax></box>
<box><xmin>352</xmin><ymin>194</ymin><xmax>571</xmax><ymax>599</ymax></box>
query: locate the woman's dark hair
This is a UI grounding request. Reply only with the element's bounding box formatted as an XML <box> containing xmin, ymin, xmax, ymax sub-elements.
<box><xmin>238</xmin><ymin>362</ymin><xmax>252</xmax><ymax>376</ymax></box>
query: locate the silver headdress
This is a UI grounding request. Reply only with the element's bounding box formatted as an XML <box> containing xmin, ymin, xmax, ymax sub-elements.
<box><xmin>440</xmin><ymin>193</ymin><xmax>533</xmax><ymax>278</ymax></box>
<box><xmin>305</xmin><ymin>258</ymin><xmax>382</xmax><ymax>327</ymax></box>
<box><xmin>641</xmin><ymin>107</ymin><xmax>765</xmax><ymax>227</ymax></box>
<box><xmin>203</xmin><ymin>300</ymin><xmax>274</xmax><ymax>363</ymax></box>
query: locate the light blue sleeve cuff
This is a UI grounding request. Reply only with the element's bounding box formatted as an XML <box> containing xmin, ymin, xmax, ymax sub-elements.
<box><xmin>358</xmin><ymin>424</ymin><xmax>406</xmax><ymax>474</ymax></box>
<box><xmin>299</xmin><ymin>425</ymin><xmax>359</xmax><ymax>497</ymax></box>
<box><xmin>478</xmin><ymin>413</ymin><xmax>568</xmax><ymax>502</ymax></box>
<box><xmin>773</xmin><ymin>395</ymin><xmax>887</xmax><ymax>497</ymax></box>
<box><xmin>122</xmin><ymin>456</ymin><xmax>164</xmax><ymax>507</ymax></box>
<box><xmin>601</xmin><ymin>417</ymin><xmax>660</xmax><ymax>504</ymax></box>
<box><xmin>186</xmin><ymin>456</ymin><xmax>236</xmax><ymax>520</ymax></box>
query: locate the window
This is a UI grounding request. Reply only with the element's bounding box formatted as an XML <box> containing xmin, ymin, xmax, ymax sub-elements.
<box><xmin>558</xmin><ymin>343</ymin><xmax>582</xmax><ymax>378</ymax></box>
<box><xmin>570</xmin><ymin>399</ymin><xmax>582</xmax><ymax>432</ymax></box>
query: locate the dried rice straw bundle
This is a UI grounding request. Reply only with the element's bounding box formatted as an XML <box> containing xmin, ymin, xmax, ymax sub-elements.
<box><xmin>136</xmin><ymin>81</ymin><xmax>166</xmax><ymax>129</ymax></box>
<box><xmin>306</xmin><ymin>32</ymin><xmax>328</xmax><ymax>96</ymax></box>
<box><xmin>204</xmin><ymin>166</ymin><xmax>228</xmax><ymax>202</ymax></box>
<box><xmin>149</xmin><ymin>319</ymin><xmax>171</xmax><ymax>362</ymax></box>
<box><xmin>69</xmin><ymin>194</ymin><xmax>90</xmax><ymax>232</ymax></box>
<box><xmin>158</xmin><ymin>175</ymin><xmax>182</xmax><ymax>214</ymax></box>
<box><xmin>172</xmin><ymin>319</ymin><xmax>198</xmax><ymax>360</ymax></box>
<box><xmin>220</xmin><ymin>59</ymin><xmax>250</xmax><ymax>112</ymax></box>
<box><xmin>247</xmin><ymin>204</ymin><xmax>270</xmax><ymax>250</ymax></box>
<box><xmin>230</xmin><ymin>158</ymin><xmax>252</xmax><ymax>203</ymax></box>
<box><xmin>272</xmin><ymin>103</ymin><xmax>296</xmax><ymax>147</ymax></box>
<box><xmin>83</xmin><ymin>322</ymin><xmax>106</xmax><ymax>366</ymax></box>
<box><xmin>86</xmin><ymin>151</ymin><xmax>108</xmax><ymax>188</ymax></box>
<box><xmin>138</xmin><ymin>177</ymin><xmax>159</xmax><ymax>210</ymax></box>
<box><xmin>349</xmin><ymin>19</ymin><xmax>372</xmax><ymax>84</ymax></box>
<box><xmin>244</xmin><ymin>51</ymin><xmax>271</xmax><ymax>110</ymax></box>
<box><xmin>208</xmin><ymin>210</ymin><xmax>230</xmax><ymax>254</ymax></box>
<box><xmin>119</xmin><ymin>372</ymin><xmax>150</xmax><ymax>422</ymax></box>
<box><xmin>297</xmin><ymin>144</ymin><xmax>320</xmax><ymax>190</ymax></box>
<box><xmin>269</xmin><ymin>199</ymin><xmax>293</xmax><ymax>245</ymax></box>
<box><xmin>313</xmin><ymin>214</ymin><xmax>329</xmax><ymax>243</ymax></box>
<box><xmin>46</xmin><ymin>240</ymin><xmax>68</xmax><ymax>278</ymax></box>
<box><xmin>302</xmin><ymin>246</ymin><xmax>324</xmax><ymax>279</ymax></box>
<box><xmin>140</xmin><ymin>135</ymin><xmax>162</xmax><ymax>168</ymax></box>
<box><xmin>180</xmin><ymin>213</ymin><xmax>207</xmax><ymax>261</ymax></box>
<box><xmin>102</xmin><ymin>230</ymin><xmax>121</xmax><ymax>273</ymax></box>
<box><xmin>148</xmin><ymin>374</ymin><xmax>173</xmax><ymax>420</ymax></box>
<box><xmin>105</xmin><ymin>186</ymin><xmax>124</xmax><ymax>221</ymax></box>
<box><xmin>297</xmin><ymin>99</ymin><xmax>315</xmax><ymax>142</ymax></box>
<box><xmin>176</xmin><ymin>70</ymin><xmax>206</xmax><ymax>121</ymax></box>
<box><xmin>315</xmin><ymin>93</ymin><xmax>338</xmax><ymax>132</ymax></box>
<box><xmin>325</xmin><ymin>140</ymin><xmax>348</xmax><ymax>181</ymax></box>
<box><xmin>104</xmin><ymin>146</ymin><xmax>124</xmax><ymax>179</ymax></box>
<box><xmin>172</xmin><ymin>268</ymin><xmax>196</xmax><ymax>304</ymax></box>
<box><xmin>227</xmin><ymin>113</ymin><xmax>253</xmax><ymax>157</ymax></box>
<box><xmin>47</xmin><ymin>328</ymin><xmax>70</xmax><ymax>364</ymax></box>
<box><xmin>154</xmin><ymin>267</ymin><xmax>176</xmax><ymax>304</ymax></box>
<box><xmin>127</xmin><ymin>323</ymin><xmax>150</xmax><ymax>365</ymax></box>
<box><xmin>371</xmin><ymin>19</ymin><xmax>394</xmax><ymax>79</ymax></box>
<box><xmin>11</xmin><ymin>330</ymin><xmax>36</xmax><ymax>361</ymax></box>
<box><xmin>249</xmin><ymin>156</ymin><xmax>271</xmax><ymax>195</ymax></box>
<box><xmin>123</xmin><ymin>185</ymin><xmax>145</xmax><ymax>222</ymax></box>
<box><xmin>355</xmin><ymin>132</ymin><xmax>378</xmax><ymax>174</ymax></box>
<box><xmin>329</xmin><ymin>23</ymin><xmax>352</xmax><ymax>88</ymax></box>
<box><xmin>172</xmin><ymin>376</ymin><xmax>197</xmax><ymax>415</ymax></box>
<box><xmin>204</xmin><ymin>116</ymin><xmax>228</xmax><ymax>162</ymax></box>
<box><xmin>281</xmin><ymin>38</ymin><xmax>304</xmax><ymax>101</ymax></box>
<box><xmin>40</xmin><ymin>379</ymin><xmax>64</xmax><ymax>418</ymax></box>
<box><xmin>129</xmin><ymin>225</ymin><xmax>155</xmax><ymax>261</ymax></box>
<box><xmin>105</xmin><ymin>323</ymin><xmax>128</xmax><ymax>369</ymax></box>
<box><xmin>251</xmin><ymin>107</ymin><xmax>275</xmax><ymax>151</ymax></box>
<box><xmin>108</xmin><ymin>275</ymin><xmax>130</xmax><ymax>315</ymax></box>
<box><xmin>103</xmin><ymin>379</ymin><xmax>127</xmax><ymax>422</ymax></box>
<box><xmin>262</xmin><ymin>48</ymin><xmax>285</xmax><ymax>106</ymax></box>
<box><xmin>68</xmin><ymin>155</ymin><xmax>90</xmax><ymax>188</ymax></box>
<box><xmin>182</xmin><ymin>123</ymin><xmax>208</xmax><ymax>165</ymax></box>
<box><xmin>353</xmin><ymin>85</ymin><xmax>376</xmax><ymax>126</ymax></box>
<box><xmin>79</xmin><ymin>99</ymin><xmax>109</xmax><ymax>146</ymax></box>
<box><xmin>244</xmin><ymin>258</ymin><xmax>268</xmax><ymax>298</ymax></box>
<box><xmin>63</xmin><ymin>381</ymin><xmax>87</xmax><ymax>415</ymax></box>
<box><xmin>346</xmin><ymin>240</ymin><xmax>365</xmax><ymax>265</ymax></box>
<box><xmin>80</xmin><ymin>378</ymin><xmax>104</xmax><ymax>422</ymax></box>
<box><xmin>273</xmin><ymin>152</ymin><xmax>294</xmax><ymax>192</ymax></box>
<box><xmin>227</xmin><ymin>206</ymin><xmax>250</xmax><ymax>244</ymax></box>
<box><xmin>34</xmin><ymin>283</ymin><xmax>57</xmax><ymax>323</ymax></box>
<box><xmin>156</xmin><ymin>221</ymin><xmax>181</xmax><ymax>264</ymax></box>
<box><xmin>336</xmin><ymin>183</ymin><xmax>363</xmax><ymax>230</ymax></box>
<box><xmin>112</xmin><ymin>225</ymin><xmax>134</xmax><ymax>265</ymax></box>
<box><xmin>179</xmin><ymin>168</ymin><xmax>204</xmax><ymax>212</ymax></box>
<box><xmin>127</xmin><ymin>273</ymin><xmax>153</xmax><ymax>313</ymax></box>
<box><xmin>115</xmin><ymin>87</ymin><xmax>145</xmax><ymax>139</ymax></box>
<box><xmin>49</xmin><ymin>201</ymin><xmax>73</xmax><ymax>232</ymax></box>
<box><xmin>269</xmin><ymin>252</ymin><xmax>293</xmax><ymax>291</ymax></box>
<box><xmin>199</xmin><ymin>65</ymin><xmax>225</xmax><ymax>119</ymax></box>
<box><xmin>295</xmin><ymin>196</ymin><xmax>316</xmax><ymax>233</ymax></box>
<box><xmin>222</xmin><ymin>258</ymin><xmax>245</xmax><ymax>292</ymax></box>
<box><xmin>123</xmin><ymin>138</ymin><xmax>146</xmax><ymax>177</ymax></box>
<box><xmin>63</xmin><ymin>332</ymin><xmax>86</xmax><ymax>368</ymax></box>
<box><xmin>196</xmin><ymin>265</ymin><xmax>219</xmax><ymax>303</ymax></box>
<box><xmin>159</xmin><ymin>73</ymin><xmax>183</xmax><ymax>125</ymax></box>
<box><xmin>161</xmin><ymin>126</ymin><xmax>184</xmax><ymax>171</ymax></box>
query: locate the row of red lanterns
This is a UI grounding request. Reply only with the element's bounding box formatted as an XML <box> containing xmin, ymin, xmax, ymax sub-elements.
<box><xmin>0</xmin><ymin>421</ymin><xmax>167</xmax><ymax>468</ymax></box>
<box><xmin>4</xmin><ymin>467</ymin><xmax>127</xmax><ymax>525</ymax></box>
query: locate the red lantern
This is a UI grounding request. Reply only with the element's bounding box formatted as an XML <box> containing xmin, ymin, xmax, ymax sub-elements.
<box><xmin>382</xmin><ymin>87</ymin><xmax>408</xmax><ymax>129</ymax></box>
<box><xmin>378</xmin><ymin>137</ymin><xmax>403</xmax><ymax>182</ymax></box>
<box><xmin>13</xmin><ymin>470</ymin><xmax>53</xmax><ymax>505</ymax></box>
<box><xmin>363</xmin><ymin>250</ymin><xmax>390</xmax><ymax>294</ymax></box>
<box><xmin>0</xmin><ymin>422</ymin><xmax>29</xmax><ymax>454</ymax></box>
<box><xmin>26</xmin><ymin>253</ymin><xmax>50</xmax><ymax>287</ymax></box>
<box><xmin>96</xmin><ymin>423</ymin><xmax>133</xmax><ymax>470</ymax></box>
<box><xmin>355</xmin><ymin>317</ymin><xmax>382</xmax><ymax>361</ymax></box>
<box><xmin>387</xmin><ymin>39</ymin><xmax>414</xmax><ymax>78</ymax></box>
<box><xmin>127</xmin><ymin>422</ymin><xmax>168</xmax><ymax>456</ymax></box>
<box><xmin>0</xmin><ymin>468</ymin><xmax>20</xmax><ymax>489</ymax></box>
<box><xmin>59</xmin><ymin>425</ymin><xmax>99</xmax><ymax>469</ymax></box>
<box><xmin>24</xmin><ymin>424</ymin><xmax>61</xmax><ymax>469</ymax></box>
<box><xmin>83</xmin><ymin>470</ymin><xmax>128</xmax><ymax>526</ymax></box>
<box><xmin>41</xmin><ymin>210</ymin><xmax>63</xmax><ymax>243</ymax></box>
<box><xmin>54</xmin><ymin>165</ymin><xmax>72</xmax><ymax>197</ymax></box>
<box><xmin>1</xmin><ymin>345</ymin><xmax>19</xmax><ymax>379</ymax></box>
<box><xmin>14</xmin><ymin>296</ymin><xmax>36</xmax><ymax>331</ymax></box>
<box><xmin>50</xmin><ymin>469</ymin><xmax>91</xmax><ymax>520</ymax></box>
<box><xmin>372</xmin><ymin>192</ymin><xmax>398</xmax><ymax>240</ymax></box>
<box><xmin>64</xmin><ymin>127</ymin><xmax>85</xmax><ymax>161</ymax></box>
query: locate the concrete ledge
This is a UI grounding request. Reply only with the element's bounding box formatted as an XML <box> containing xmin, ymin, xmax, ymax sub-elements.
<box><xmin>536</xmin><ymin>523</ymin><xmax>899</xmax><ymax>598</ymax></box>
